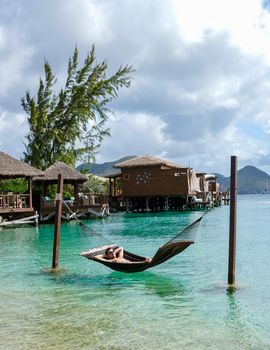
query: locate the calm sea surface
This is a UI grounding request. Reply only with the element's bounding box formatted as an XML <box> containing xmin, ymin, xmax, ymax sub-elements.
<box><xmin>1</xmin><ymin>194</ymin><xmax>270</xmax><ymax>350</ymax></box>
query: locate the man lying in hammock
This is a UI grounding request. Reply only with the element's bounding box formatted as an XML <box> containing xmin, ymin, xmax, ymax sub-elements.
<box><xmin>100</xmin><ymin>247</ymin><xmax>151</xmax><ymax>264</ymax></box>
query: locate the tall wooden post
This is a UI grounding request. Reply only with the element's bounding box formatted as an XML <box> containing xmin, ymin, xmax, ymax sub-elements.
<box><xmin>109</xmin><ymin>178</ymin><xmax>112</xmax><ymax>197</ymax></box>
<box><xmin>74</xmin><ymin>182</ymin><xmax>79</xmax><ymax>206</ymax></box>
<box><xmin>228</xmin><ymin>156</ymin><xmax>237</xmax><ymax>286</ymax></box>
<box><xmin>113</xmin><ymin>178</ymin><xmax>116</xmax><ymax>196</ymax></box>
<box><xmin>28</xmin><ymin>177</ymin><xmax>33</xmax><ymax>208</ymax></box>
<box><xmin>52</xmin><ymin>174</ymin><xmax>64</xmax><ymax>269</ymax></box>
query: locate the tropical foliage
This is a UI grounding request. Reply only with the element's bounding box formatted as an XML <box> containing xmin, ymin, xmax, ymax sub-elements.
<box><xmin>82</xmin><ymin>175</ymin><xmax>108</xmax><ymax>194</ymax></box>
<box><xmin>22</xmin><ymin>46</ymin><xmax>133</xmax><ymax>169</ymax></box>
<box><xmin>0</xmin><ymin>179</ymin><xmax>28</xmax><ymax>193</ymax></box>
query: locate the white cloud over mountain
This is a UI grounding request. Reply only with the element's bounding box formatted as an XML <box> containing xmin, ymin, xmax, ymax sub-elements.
<box><xmin>1</xmin><ymin>0</ymin><xmax>270</xmax><ymax>174</ymax></box>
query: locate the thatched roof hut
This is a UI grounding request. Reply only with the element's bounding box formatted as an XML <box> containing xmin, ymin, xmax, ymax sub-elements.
<box><xmin>114</xmin><ymin>155</ymin><xmax>184</xmax><ymax>169</ymax></box>
<box><xmin>0</xmin><ymin>151</ymin><xmax>44</xmax><ymax>178</ymax></box>
<box><xmin>33</xmin><ymin>161</ymin><xmax>88</xmax><ymax>184</ymax></box>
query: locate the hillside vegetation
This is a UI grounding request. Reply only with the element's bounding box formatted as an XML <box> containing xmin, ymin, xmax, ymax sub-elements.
<box><xmin>77</xmin><ymin>156</ymin><xmax>136</xmax><ymax>176</ymax></box>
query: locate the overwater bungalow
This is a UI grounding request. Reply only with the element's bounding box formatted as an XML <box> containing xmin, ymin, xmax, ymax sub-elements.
<box><xmin>33</xmin><ymin>162</ymin><xmax>109</xmax><ymax>221</ymax></box>
<box><xmin>107</xmin><ymin>155</ymin><xmax>209</xmax><ymax>212</ymax></box>
<box><xmin>196</xmin><ymin>172</ymin><xmax>223</xmax><ymax>205</ymax></box>
<box><xmin>0</xmin><ymin>151</ymin><xmax>44</xmax><ymax>224</ymax></box>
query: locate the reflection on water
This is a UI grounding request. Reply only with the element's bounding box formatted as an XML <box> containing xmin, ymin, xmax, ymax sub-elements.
<box><xmin>225</xmin><ymin>289</ymin><xmax>264</xmax><ymax>349</ymax></box>
<box><xmin>1</xmin><ymin>196</ymin><xmax>270</xmax><ymax>349</ymax></box>
<box><xmin>34</xmin><ymin>269</ymin><xmax>186</xmax><ymax>301</ymax></box>
<box><xmin>226</xmin><ymin>289</ymin><xmax>244</xmax><ymax>330</ymax></box>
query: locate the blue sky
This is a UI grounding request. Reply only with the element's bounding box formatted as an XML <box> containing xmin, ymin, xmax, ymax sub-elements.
<box><xmin>1</xmin><ymin>0</ymin><xmax>270</xmax><ymax>175</ymax></box>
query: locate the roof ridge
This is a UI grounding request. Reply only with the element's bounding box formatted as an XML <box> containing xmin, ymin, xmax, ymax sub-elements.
<box><xmin>114</xmin><ymin>155</ymin><xmax>185</xmax><ymax>169</ymax></box>
<box><xmin>33</xmin><ymin>161</ymin><xmax>88</xmax><ymax>182</ymax></box>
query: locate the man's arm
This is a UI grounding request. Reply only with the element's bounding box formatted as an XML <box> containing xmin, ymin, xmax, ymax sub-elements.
<box><xmin>114</xmin><ymin>247</ymin><xmax>124</xmax><ymax>258</ymax></box>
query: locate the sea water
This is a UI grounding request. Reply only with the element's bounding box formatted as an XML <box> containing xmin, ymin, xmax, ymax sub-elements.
<box><xmin>0</xmin><ymin>194</ymin><xmax>270</xmax><ymax>350</ymax></box>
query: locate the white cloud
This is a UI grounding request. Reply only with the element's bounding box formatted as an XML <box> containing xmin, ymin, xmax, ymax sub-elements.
<box><xmin>0</xmin><ymin>26</ymin><xmax>34</xmax><ymax>97</ymax></box>
<box><xmin>0</xmin><ymin>110</ymin><xmax>27</xmax><ymax>156</ymax></box>
<box><xmin>97</xmin><ymin>109</ymin><xmax>269</xmax><ymax>175</ymax></box>
<box><xmin>98</xmin><ymin>112</ymin><xmax>170</xmax><ymax>162</ymax></box>
<box><xmin>1</xmin><ymin>0</ymin><xmax>270</xmax><ymax>174</ymax></box>
<box><xmin>170</xmin><ymin>0</ymin><xmax>270</xmax><ymax>61</ymax></box>
<box><xmin>0</xmin><ymin>26</ymin><xmax>6</xmax><ymax>48</ymax></box>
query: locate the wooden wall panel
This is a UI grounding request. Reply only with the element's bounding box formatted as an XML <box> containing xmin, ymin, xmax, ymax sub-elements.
<box><xmin>120</xmin><ymin>166</ymin><xmax>191</xmax><ymax>197</ymax></box>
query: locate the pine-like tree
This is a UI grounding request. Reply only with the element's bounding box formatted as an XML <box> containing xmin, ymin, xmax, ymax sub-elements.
<box><xmin>21</xmin><ymin>46</ymin><xmax>133</xmax><ymax>169</ymax></box>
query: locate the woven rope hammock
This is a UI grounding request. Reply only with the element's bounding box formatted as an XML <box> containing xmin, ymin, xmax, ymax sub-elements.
<box><xmin>79</xmin><ymin>212</ymin><xmax>206</xmax><ymax>273</ymax></box>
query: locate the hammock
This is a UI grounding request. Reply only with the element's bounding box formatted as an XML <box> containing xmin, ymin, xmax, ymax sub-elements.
<box><xmin>79</xmin><ymin>212</ymin><xmax>206</xmax><ymax>273</ymax></box>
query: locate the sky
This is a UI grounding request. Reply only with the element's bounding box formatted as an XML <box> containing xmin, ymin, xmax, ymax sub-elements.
<box><xmin>1</xmin><ymin>0</ymin><xmax>270</xmax><ymax>175</ymax></box>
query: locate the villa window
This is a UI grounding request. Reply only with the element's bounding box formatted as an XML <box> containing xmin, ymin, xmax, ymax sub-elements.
<box><xmin>174</xmin><ymin>172</ymin><xmax>186</xmax><ymax>176</ymax></box>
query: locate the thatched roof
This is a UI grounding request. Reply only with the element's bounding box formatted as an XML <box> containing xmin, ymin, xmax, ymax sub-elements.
<box><xmin>0</xmin><ymin>151</ymin><xmax>44</xmax><ymax>178</ymax></box>
<box><xmin>33</xmin><ymin>161</ymin><xmax>88</xmax><ymax>183</ymax></box>
<box><xmin>114</xmin><ymin>155</ymin><xmax>185</xmax><ymax>169</ymax></box>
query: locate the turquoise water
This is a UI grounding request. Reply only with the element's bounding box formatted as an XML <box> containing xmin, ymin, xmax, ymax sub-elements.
<box><xmin>1</xmin><ymin>195</ymin><xmax>270</xmax><ymax>350</ymax></box>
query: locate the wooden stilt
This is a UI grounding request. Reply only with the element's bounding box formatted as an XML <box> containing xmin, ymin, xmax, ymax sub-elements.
<box><xmin>145</xmin><ymin>197</ymin><xmax>149</xmax><ymax>212</ymax></box>
<box><xmin>165</xmin><ymin>196</ymin><xmax>169</xmax><ymax>210</ymax></box>
<box><xmin>52</xmin><ymin>174</ymin><xmax>64</xmax><ymax>269</ymax></box>
<box><xmin>34</xmin><ymin>210</ymin><xmax>39</xmax><ymax>227</ymax></box>
<box><xmin>126</xmin><ymin>198</ymin><xmax>129</xmax><ymax>213</ymax></box>
<box><xmin>228</xmin><ymin>156</ymin><xmax>237</xmax><ymax>286</ymax></box>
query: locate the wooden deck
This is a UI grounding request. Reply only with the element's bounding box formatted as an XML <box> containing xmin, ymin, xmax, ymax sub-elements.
<box><xmin>39</xmin><ymin>194</ymin><xmax>109</xmax><ymax>221</ymax></box>
<box><xmin>0</xmin><ymin>193</ymin><xmax>33</xmax><ymax>214</ymax></box>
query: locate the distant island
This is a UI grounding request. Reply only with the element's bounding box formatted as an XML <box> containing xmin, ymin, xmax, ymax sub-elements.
<box><xmin>216</xmin><ymin>165</ymin><xmax>270</xmax><ymax>194</ymax></box>
<box><xmin>77</xmin><ymin>157</ymin><xmax>270</xmax><ymax>195</ymax></box>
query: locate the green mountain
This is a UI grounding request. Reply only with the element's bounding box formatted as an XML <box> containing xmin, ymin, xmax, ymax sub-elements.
<box><xmin>214</xmin><ymin>173</ymin><xmax>230</xmax><ymax>192</ymax></box>
<box><xmin>216</xmin><ymin>165</ymin><xmax>270</xmax><ymax>194</ymax></box>
<box><xmin>77</xmin><ymin>155</ymin><xmax>136</xmax><ymax>176</ymax></box>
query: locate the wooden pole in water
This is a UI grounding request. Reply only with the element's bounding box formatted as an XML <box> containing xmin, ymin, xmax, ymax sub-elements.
<box><xmin>228</xmin><ymin>156</ymin><xmax>238</xmax><ymax>286</ymax></box>
<box><xmin>52</xmin><ymin>173</ymin><xmax>64</xmax><ymax>269</ymax></box>
<box><xmin>34</xmin><ymin>210</ymin><xmax>39</xmax><ymax>227</ymax></box>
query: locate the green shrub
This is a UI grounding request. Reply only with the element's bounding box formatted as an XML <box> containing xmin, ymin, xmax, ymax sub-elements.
<box><xmin>0</xmin><ymin>178</ymin><xmax>28</xmax><ymax>193</ymax></box>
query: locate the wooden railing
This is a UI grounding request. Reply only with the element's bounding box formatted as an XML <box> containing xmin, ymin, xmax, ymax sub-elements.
<box><xmin>78</xmin><ymin>194</ymin><xmax>108</xmax><ymax>207</ymax></box>
<box><xmin>41</xmin><ymin>193</ymin><xmax>108</xmax><ymax>209</ymax></box>
<box><xmin>0</xmin><ymin>194</ymin><xmax>30</xmax><ymax>209</ymax></box>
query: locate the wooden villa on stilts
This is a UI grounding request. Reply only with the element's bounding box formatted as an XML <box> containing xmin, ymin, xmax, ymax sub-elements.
<box><xmin>107</xmin><ymin>155</ymin><xmax>211</xmax><ymax>212</ymax></box>
<box><xmin>33</xmin><ymin>162</ymin><xmax>109</xmax><ymax>222</ymax></box>
<box><xmin>0</xmin><ymin>151</ymin><xmax>44</xmax><ymax>226</ymax></box>
<box><xmin>196</xmin><ymin>173</ymin><xmax>223</xmax><ymax>205</ymax></box>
